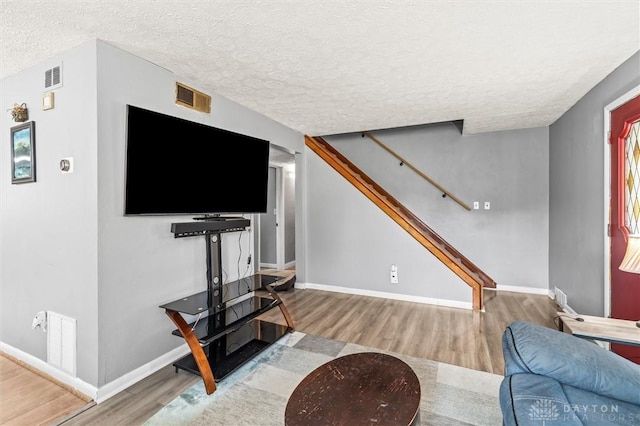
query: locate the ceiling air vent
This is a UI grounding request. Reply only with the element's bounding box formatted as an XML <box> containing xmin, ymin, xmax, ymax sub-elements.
<box><xmin>176</xmin><ymin>82</ymin><xmax>211</xmax><ymax>113</ymax></box>
<box><xmin>45</xmin><ymin>65</ymin><xmax>62</xmax><ymax>89</ymax></box>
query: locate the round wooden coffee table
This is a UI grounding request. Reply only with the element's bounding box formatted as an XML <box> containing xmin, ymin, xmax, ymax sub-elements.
<box><xmin>285</xmin><ymin>352</ymin><xmax>421</xmax><ymax>425</ymax></box>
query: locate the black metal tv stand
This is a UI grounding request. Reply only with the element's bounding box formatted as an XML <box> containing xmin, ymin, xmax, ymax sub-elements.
<box><xmin>192</xmin><ymin>215</ymin><xmax>245</xmax><ymax>221</ymax></box>
<box><xmin>160</xmin><ymin>219</ymin><xmax>295</xmax><ymax>395</ymax></box>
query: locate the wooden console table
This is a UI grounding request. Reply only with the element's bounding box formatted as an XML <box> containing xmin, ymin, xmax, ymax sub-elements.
<box><xmin>557</xmin><ymin>312</ymin><xmax>640</xmax><ymax>347</ymax></box>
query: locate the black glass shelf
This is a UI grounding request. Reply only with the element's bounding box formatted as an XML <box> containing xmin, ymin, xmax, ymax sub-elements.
<box><xmin>159</xmin><ymin>274</ymin><xmax>281</xmax><ymax>315</ymax></box>
<box><xmin>173</xmin><ymin>320</ymin><xmax>290</xmax><ymax>381</ymax></box>
<box><xmin>170</xmin><ymin>296</ymin><xmax>281</xmax><ymax>344</ymax></box>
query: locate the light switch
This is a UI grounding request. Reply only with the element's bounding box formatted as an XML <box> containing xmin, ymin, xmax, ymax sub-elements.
<box><xmin>42</xmin><ymin>92</ymin><xmax>55</xmax><ymax>110</ymax></box>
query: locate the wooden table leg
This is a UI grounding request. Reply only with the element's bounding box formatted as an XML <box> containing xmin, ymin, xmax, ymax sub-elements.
<box><xmin>165</xmin><ymin>310</ymin><xmax>216</xmax><ymax>394</ymax></box>
<box><xmin>264</xmin><ymin>285</ymin><xmax>295</xmax><ymax>332</ymax></box>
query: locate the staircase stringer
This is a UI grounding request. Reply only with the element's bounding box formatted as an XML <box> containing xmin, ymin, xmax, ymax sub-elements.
<box><xmin>305</xmin><ymin>135</ymin><xmax>486</xmax><ymax>310</ymax></box>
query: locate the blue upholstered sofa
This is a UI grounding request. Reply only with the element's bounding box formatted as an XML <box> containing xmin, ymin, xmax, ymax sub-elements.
<box><xmin>499</xmin><ymin>321</ymin><xmax>640</xmax><ymax>425</ymax></box>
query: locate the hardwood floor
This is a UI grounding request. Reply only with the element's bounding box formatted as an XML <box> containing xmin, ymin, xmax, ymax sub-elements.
<box><xmin>61</xmin><ymin>364</ymin><xmax>198</xmax><ymax>426</ymax></box>
<box><xmin>269</xmin><ymin>287</ymin><xmax>559</xmax><ymax>375</ymax></box>
<box><xmin>0</xmin><ymin>354</ymin><xmax>90</xmax><ymax>426</ymax></box>
<box><xmin>3</xmin><ymin>287</ymin><xmax>559</xmax><ymax>425</ymax></box>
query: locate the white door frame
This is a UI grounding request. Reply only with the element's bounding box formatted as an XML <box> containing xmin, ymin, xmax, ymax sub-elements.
<box><xmin>275</xmin><ymin>164</ymin><xmax>286</xmax><ymax>269</ymax></box>
<box><xmin>258</xmin><ymin>163</ymin><xmax>286</xmax><ymax>270</ymax></box>
<box><xmin>603</xmin><ymin>84</ymin><xmax>640</xmax><ymax>317</ymax></box>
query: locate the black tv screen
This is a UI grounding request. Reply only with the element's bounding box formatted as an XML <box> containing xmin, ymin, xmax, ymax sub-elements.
<box><xmin>124</xmin><ymin>105</ymin><xmax>270</xmax><ymax>215</ymax></box>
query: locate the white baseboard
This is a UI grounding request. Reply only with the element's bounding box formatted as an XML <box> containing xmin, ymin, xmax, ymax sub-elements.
<box><xmin>1</xmin><ymin>341</ymin><xmax>190</xmax><ymax>404</ymax></box>
<box><xmin>299</xmin><ymin>282</ymin><xmax>473</xmax><ymax>310</ymax></box>
<box><xmin>261</xmin><ymin>262</ymin><xmax>295</xmax><ymax>270</ymax></box>
<box><xmin>488</xmin><ymin>284</ymin><xmax>551</xmax><ymax>296</ymax></box>
<box><xmin>563</xmin><ymin>305</ymin><xmax>578</xmax><ymax>315</ymax></box>
<box><xmin>0</xmin><ymin>341</ymin><xmax>96</xmax><ymax>399</ymax></box>
<box><xmin>547</xmin><ymin>288</ymin><xmax>578</xmax><ymax>314</ymax></box>
<box><xmin>94</xmin><ymin>345</ymin><xmax>190</xmax><ymax>403</ymax></box>
<box><xmin>559</xmin><ymin>303</ymin><xmax>577</xmax><ymax>315</ymax></box>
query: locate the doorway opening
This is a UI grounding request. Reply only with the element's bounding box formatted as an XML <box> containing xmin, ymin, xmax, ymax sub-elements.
<box><xmin>259</xmin><ymin>145</ymin><xmax>296</xmax><ymax>271</ymax></box>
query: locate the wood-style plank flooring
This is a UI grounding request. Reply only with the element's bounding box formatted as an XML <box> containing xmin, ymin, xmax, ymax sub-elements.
<box><xmin>3</xmin><ymin>287</ymin><xmax>559</xmax><ymax>425</ymax></box>
<box><xmin>0</xmin><ymin>354</ymin><xmax>90</xmax><ymax>426</ymax></box>
<box><xmin>269</xmin><ymin>287</ymin><xmax>559</xmax><ymax>375</ymax></box>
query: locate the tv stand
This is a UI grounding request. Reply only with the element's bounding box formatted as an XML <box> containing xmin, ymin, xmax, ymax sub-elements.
<box><xmin>160</xmin><ymin>221</ymin><xmax>295</xmax><ymax>395</ymax></box>
<box><xmin>193</xmin><ymin>215</ymin><xmax>245</xmax><ymax>221</ymax></box>
<box><xmin>170</xmin><ymin>218</ymin><xmax>250</xmax><ymax>238</ymax></box>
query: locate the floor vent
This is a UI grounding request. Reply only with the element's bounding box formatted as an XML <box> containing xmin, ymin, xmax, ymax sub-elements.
<box><xmin>47</xmin><ymin>311</ymin><xmax>77</xmax><ymax>376</ymax></box>
<box><xmin>176</xmin><ymin>82</ymin><xmax>211</xmax><ymax>113</ymax></box>
<box><xmin>45</xmin><ymin>65</ymin><xmax>62</xmax><ymax>89</ymax></box>
<box><xmin>555</xmin><ymin>287</ymin><xmax>568</xmax><ymax>307</ymax></box>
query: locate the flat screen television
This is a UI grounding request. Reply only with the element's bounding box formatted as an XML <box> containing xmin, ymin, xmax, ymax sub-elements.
<box><xmin>124</xmin><ymin>105</ymin><xmax>270</xmax><ymax>215</ymax></box>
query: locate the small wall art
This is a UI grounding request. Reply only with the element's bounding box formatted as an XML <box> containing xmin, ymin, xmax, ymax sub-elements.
<box><xmin>9</xmin><ymin>103</ymin><xmax>29</xmax><ymax>122</ymax></box>
<box><xmin>11</xmin><ymin>121</ymin><xmax>36</xmax><ymax>184</ymax></box>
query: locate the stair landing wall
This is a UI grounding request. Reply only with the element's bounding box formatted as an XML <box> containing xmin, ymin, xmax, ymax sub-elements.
<box><xmin>303</xmin><ymin>123</ymin><xmax>549</xmax><ymax>302</ymax></box>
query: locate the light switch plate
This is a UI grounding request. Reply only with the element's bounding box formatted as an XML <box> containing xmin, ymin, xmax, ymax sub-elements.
<box><xmin>42</xmin><ymin>92</ymin><xmax>54</xmax><ymax>110</ymax></box>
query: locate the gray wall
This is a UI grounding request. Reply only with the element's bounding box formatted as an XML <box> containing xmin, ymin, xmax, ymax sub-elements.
<box><xmin>260</xmin><ymin>167</ymin><xmax>277</xmax><ymax>265</ymax></box>
<box><xmin>549</xmin><ymin>51</ymin><xmax>640</xmax><ymax>316</ymax></box>
<box><xmin>95</xmin><ymin>40</ymin><xmax>302</xmax><ymax>385</ymax></box>
<box><xmin>303</xmin><ymin>124</ymin><xmax>549</xmax><ymax>303</ymax></box>
<box><xmin>305</xmin><ymin>147</ymin><xmax>471</xmax><ymax>303</ymax></box>
<box><xmin>294</xmin><ymin>152</ymin><xmax>307</xmax><ymax>281</ymax></box>
<box><xmin>0</xmin><ymin>39</ymin><xmax>303</xmax><ymax>388</ymax></box>
<box><xmin>0</xmin><ymin>42</ymin><xmax>101</xmax><ymax>384</ymax></box>
<box><xmin>259</xmin><ymin>164</ymin><xmax>295</xmax><ymax>267</ymax></box>
<box><xmin>284</xmin><ymin>164</ymin><xmax>296</xmax><ymax>264</ymax></box>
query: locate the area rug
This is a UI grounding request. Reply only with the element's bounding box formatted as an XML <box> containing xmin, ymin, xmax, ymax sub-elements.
<box><xmin>145</xmin><ymin>332</ymin><xmax>503</xmax><ymax>425</ymax></box>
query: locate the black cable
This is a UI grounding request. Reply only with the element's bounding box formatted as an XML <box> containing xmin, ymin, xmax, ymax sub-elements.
<box><xmin>237</xmin><ymin>230</ymin><xmax>243</xmax><ymax>298</ymax></box>
<box><xmin>237</xmin><ymin>230</ymin><xmax>242</xmax><ymax>282</ymax></box>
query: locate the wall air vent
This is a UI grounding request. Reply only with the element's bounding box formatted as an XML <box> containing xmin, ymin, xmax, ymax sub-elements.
<box><xmin>176</xmin><ymin>82</ymin><xmax>211</xmax><ymax>113</ymax></box>
<box><xmin>45</xmin><ymin>65</ymin><xmax>62</xmax><ymax>89</ymax></box>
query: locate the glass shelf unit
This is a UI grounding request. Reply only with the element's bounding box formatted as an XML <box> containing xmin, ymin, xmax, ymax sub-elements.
<box><xmin>161</xmin><ymin>221</ymin><xmax>295</xmax><ymax>395</ymax></box>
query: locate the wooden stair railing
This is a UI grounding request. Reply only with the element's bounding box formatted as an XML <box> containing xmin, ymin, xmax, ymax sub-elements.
<box><xmin>362</xmin><ymin>131</ymin><xmax>472</xmax><ymax>211</ymax></box>
<box><xmin>306</xmin><ymin>135</ymin><xmax>496</xmax><ymax>310</ymax></box>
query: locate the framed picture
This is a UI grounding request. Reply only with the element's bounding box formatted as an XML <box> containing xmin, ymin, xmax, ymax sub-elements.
<box><xmin>11</xmin><ymin>121</ymin><xmax>36</xmax><ymax>184</ymax></box>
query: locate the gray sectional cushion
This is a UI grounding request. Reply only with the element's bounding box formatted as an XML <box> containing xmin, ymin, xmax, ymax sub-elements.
<box><xmin>500</xmin><ymin>373</ymin><xmax>583</xmax><ymax>426</ymax></box>
<box><xmin>500</xmin><ymin>373</ymin><xmax>640</xmax><ymax>426</ymax></box>
<box><xmin>562</xmin><ymin>385</ymin><xmax>640</xmax><ymax>425</ymax></box>
<box><xmin>502</xmin><ymin>321</ymin><xmax>640</xmax><ymax>407</ymax></box>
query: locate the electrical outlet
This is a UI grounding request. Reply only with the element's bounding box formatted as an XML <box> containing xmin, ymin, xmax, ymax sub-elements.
<box><xmin>390</xmin><ymin>264</ymin><xmax>398</xmax><ymax>284</ymax></box>
<box><xmin>484</xmin><ymin>201</ymin><xmax>490</xmax><ymax>210</ymax></box>
<box><xmin>473</xmin><ymin>201</ymin><xmax>479</xmax><ymax>209</ymax></box>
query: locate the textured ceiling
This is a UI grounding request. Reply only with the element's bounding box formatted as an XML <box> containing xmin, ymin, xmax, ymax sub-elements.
<box><xmin>1</xmin><ymin>1</ymin><xmax>639</xmax><ymax>136</ymax></box>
